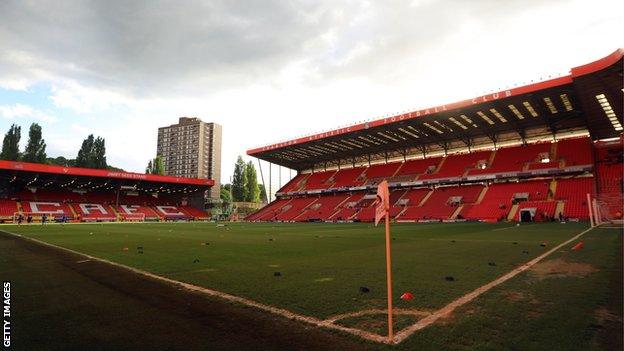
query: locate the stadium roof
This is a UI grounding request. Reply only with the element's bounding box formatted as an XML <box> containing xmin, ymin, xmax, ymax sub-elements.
<box><xmin>0</xmin><ymin>160</ymin><xmax>214</xmax><ymax>193</ymax></box>
<box><xmin>248</xmin><ymin>49</ymin><xmax>623</xmax><ymax>171</ymax></box>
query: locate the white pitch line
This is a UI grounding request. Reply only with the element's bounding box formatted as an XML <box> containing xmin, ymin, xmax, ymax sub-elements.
<box><xmin>428</xmin><ymin>239</ymin><xmax>531</xmax><ymax>243</ymax></box>
<box><xmin>324</xmin><ymin>308</ymin><xmax>431</xmax><ymax>324</ymax></box>
<box><xmin>393</xmin><ymin>225</ymin><xmax>594</xmax><ymax>344</ymax></box>
<box><xmin>491</xmin><ymin>223</ymin><xmax>536</xmax><ymax>231</ymax></box>
<box><xmin>1</xmin><ymin>225</ymin><xmax>594</xmax><ymax>345</ymax></box>
<box><xmin>0</xmin><ymin>229</ymin><xmax>391</xmax><ymax>344</ymax></box>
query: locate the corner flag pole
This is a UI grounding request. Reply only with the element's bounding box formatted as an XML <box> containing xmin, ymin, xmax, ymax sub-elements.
<box><xmin>384</xmin><ymin>206</ymin><xmax>393</xmax><ymax>342</ymax></box>
<box><xmin>375</xmin><ymin>179</ymin><xmax>393</xmax><ymax>342</ymax></box>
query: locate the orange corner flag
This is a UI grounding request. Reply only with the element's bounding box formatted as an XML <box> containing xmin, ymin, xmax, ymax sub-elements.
<box><xmin>374</xmin><ymin>180</ymin><xmax>390</xmax><ymax>227</ymax></box>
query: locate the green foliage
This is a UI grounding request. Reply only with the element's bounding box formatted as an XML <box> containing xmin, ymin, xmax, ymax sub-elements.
<box><xmin>231</xmin><ymin>156</ymin><xmax>247</xmax><ymax>201</ymax></box>
<box><xmin>230</xmin><ymin>157</ymin><xmax>262</xmax><ymax>203</ymax></box>
<box><xmin>220</xmin><ymin>184</ymin><xmax>232</xmax><ymax>203</ymax></box>
<box><xmin>22</xmin><ymin>123</ymin><xmax>47</xmax><ymax>163</ymax></box>
<box><xmin>76</xmin><ymin>134</ymin><xmax>107</xmax><ymax>169</ymax></box>
<box><xmin>259</xmin><ymin>184</ymin><xmax>267</xmax><ymax>203</ymax></box>
<box><xmin>0</xmin><ymin>123</ymin><xmax>120</xmax><ymax>169</ymax></box>
<box><xmin>243</xmin><ymin>161</ymin><xmax>260</xmax><ymax>202</ymax></box>
<box><xmin>0</xmin><ymin>124</ymin><xmax>21</xmax><ymax>161</ymax></box>
<box><xmin>46</xmin><ymin>156</ymin><xmax>75</xmax><ymax>167</ymax></box>
<box><xmin>145</xmin><ymin>156</ymin><xmax>165</xmax><ymax>175</ymax></box>
<box><xmin>153</xmin><ymin>156</ymin><xmax>164</xmax><ymax>175</ymax></box>
<box><xmin>75</xmin><ymin>134</ymin><xmax>94</xmax><ymax>167</ymax></box>
<box><xmin>93</xmin><ymin>137</ymin><xmax>107</xmax><ymax>169</ymax></box>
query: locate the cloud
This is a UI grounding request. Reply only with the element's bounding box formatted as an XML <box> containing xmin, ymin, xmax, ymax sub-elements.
<box><xmin>0</xmin><ymin>0</ymin><xmax>622</xmax><ymax>183</ymax></box>
<box><xmin>50</xmin><ymin>81</ymin><xmax>130</xmax><ymax>113</ymax></box>
<box><xmin>1</xmin><ymin>0</ymin><xmax>621</xmax><ymax>103</ymax></box>
<box><xmin>0</xmin><ymin>0</ymin><xmax>341</xmax><ymax>97</ymax></box>
<box><xmin>0</xmin><ymin>103</ymin><xmax>57</xmax><ymax>123</ymax></box>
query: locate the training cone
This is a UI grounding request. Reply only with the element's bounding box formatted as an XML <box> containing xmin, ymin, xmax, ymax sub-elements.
<box><xmin>122</xmin><ymin>247</ymin><xmax>129</xmax><ymax>251</ymax></box>
<box><xmin>571</xmin><ymin>241</ymin><xmax>584</xmax><ymax>251</ymax></box>
<box><xmin>400</xmin><ymin>292</ymin><xmax>414</xmax><ymax>301</ymax></box>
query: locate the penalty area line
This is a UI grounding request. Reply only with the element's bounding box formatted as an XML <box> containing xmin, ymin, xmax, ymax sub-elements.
<box><xmin>491</xmin><ymin>223</ymin><xmax>536</xmax><ymax>231</ymax></box>
<box><xmin>2</xmin><ymin>225</ymin><xmax>594</xmax><ymax>345</ymax></box>
<box><xmin>393</xmin><ymin>225</ymin><xmax>595</xmax><ymax>344</ymax></box>
<box><xmin>0</xmin><ymin>229</ymin><xmax>392</xmax><ymax>345</ymax></box>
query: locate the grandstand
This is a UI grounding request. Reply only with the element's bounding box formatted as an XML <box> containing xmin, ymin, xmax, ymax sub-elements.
<box><xmin>247</xmin><ymin>49</ymin><xmax>623</xmax><ymax>223</ymax></box>
<box><xmin>0</xmin><ymin>160</ymin><xmax>213</xmax><ymax>223</ymax></box>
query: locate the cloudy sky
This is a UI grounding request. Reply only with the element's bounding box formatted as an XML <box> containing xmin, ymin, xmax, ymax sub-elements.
<box><xmin>0</xmin><ymin>0</ymin><xmax>622</xmax><ymax>186</ymax></box>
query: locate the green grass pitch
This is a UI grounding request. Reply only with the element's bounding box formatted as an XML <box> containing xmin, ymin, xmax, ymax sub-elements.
<box><xmin>2</xmin><ymin>222</ymin><xmax>594</xmax><ymax>318</ymax></box>
<box><xmin>2</xmin><ymin>221</ymin><xmax>622</xmax><ymax>350</ymax></box>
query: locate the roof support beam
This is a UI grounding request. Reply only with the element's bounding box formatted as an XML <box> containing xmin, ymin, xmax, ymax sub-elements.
<box><xmin>459</xmin><ymin>134</ymin><xmax>473</xmax><ymax>152</ymax></box>
<box><xmin>526</xmin><ymin>94</ymin><xmax>557</xmax><ymax>140</ymax></box>
<box><xmin>487</xmin><ymin>132</ymin><xmax>498</xmax><ymax>149</ymax></box>
<box><xmin>415</xmin><ymin>144</ymin><xmax>427</xmax><ymax>158</ymax></box>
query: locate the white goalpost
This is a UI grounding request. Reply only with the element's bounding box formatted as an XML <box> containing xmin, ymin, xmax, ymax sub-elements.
<box><xmin>587</xmin><ymin>193</ymin><xmax>623</xmax><ymax>227</ymax></box>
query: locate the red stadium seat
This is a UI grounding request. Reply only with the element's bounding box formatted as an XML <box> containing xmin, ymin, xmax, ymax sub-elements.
<box><xmin>297</xmin><ymin>194</ymin><xmax>350</xmax><ymax>221</ymax></box>
<box><xmin>303</xmin><ymin>170</ymin><xmax>337</xmax><ymax>190</ymax></box>
<box><xmin>0</xmin><ymin>199</ymin><xmax>18</xmax><ymax>219</ymax></box>
<box><xmin>364</xmin><ymin>163</ymin><xmax>403</xmax><ymax>184</ymax></box>
<box><xmin>554</xmin><ymin>177</ymin><xmax>594</xmax><ymax>219</ymax></box>
<box><xmin>516</xmin><ymin>201</ymin><xmax>557</xmax><ymax>221</ymax></box>
<box><xmin>328</xmin><ymin>192</ymin><xmax>366</xmax><ymax>221</ymax></box>
<box><xmin>248</xmin><ymin>198</ymin><xmax>291</xmax><ymax>221</ymax></box>
<box><xmin>21</xmin><ymin>201</ymin><xmax>75</xmax><ymax>219</ymax></box>
<box><xmin>246</xmin><ymin>137</ymin><xmax>616</xmax><ymax>223</ymax></box>
<box><xmin>278</xmin><ymin>174</ymin><xmax>309</xmax><ymax>193</ymax></box>
<box><xmin>469</xmin><ymin>143</ymin><xmax>551</xmax><ymax>175</ymax></box>
<box><xmin>557</xmin><ymin>137</ymin><xmax>593</xmax><ymax>166</ymax></box>
<box><xmin>397</xmin><ymin>185</ymin><xmax>483</xmax><ymax>221</ymax></box>
<box><xmin>71</xmin><ymin>203</ymin><xmax>117</xmax><ymax>221</ymax></box>
<box><xmin>461</xmin><ymin>180</ymin><xmax>550</xmax><ymax>221</ymax></box>
<box><xmin>180</xmin><ymin>206</ymin><xmax>210</xmax><ymax>219</ymax></box>
<box><xmin>394</xmin><ymin>157</ymin><xmax>443</xmax><ymax>178</ymax></box>
<box><xmin>115</xmin><ymin>204</ymin><xmax>162</xmax><ymax>220</ymax></box>
<box><xmin>330</xmin><ymin>167</ymin><xmax>367</xmax><ymax>188</ymax></box>
<box><xmin>274</xmin><ymin>197</ymin><xmax>318</xmax><ymax>221</ymax></box>
<box><xmin>420</xmin><ymin>151</ymin><xmax>492</xmax><ymax>179</ymax></box>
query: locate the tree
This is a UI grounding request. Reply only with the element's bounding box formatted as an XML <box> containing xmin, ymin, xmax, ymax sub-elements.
<box><xmin>259</xmin><ymin>184</ymin><xmax>267</xmax><ymax>203</ymax></box>
<box><xmin>0</xmin><ymin>124</ymin><xmax>21</xmax><ymax>161</ymax></box>
<box><xmin>146</xmin><ymin>156</ymin><xmax>165</xmax><ymax>175</ymax></box>
<box><xmin>231</xmin><ymin>156</ymin><xmax>247</xmax><ymax>201</ymax></box>
<box><xmin>47</xmin><ymin>156</ymin><xmax>73</xmax><ymax>167</ymax></box>
<box><xmin>76</xmin><ymin>134</ymin><xmax>95</xmax><ymax>168</ymax></box>
<box><xmin>220</xmin><ymin>184</ymin><xmax>232</xmax><ymax>203</ymax></box>
<box><xmin>22</xmin><ymin>123</ymin><xmax>47</xmax><ymax>163</ymax></box>
<box><xmin>75</xmin><ymin>135</ymin><xmax>107</xmax><ymax>169</ymax></box>
<box><xmin>93</xmin><ymin>137</ymin><xmax>107</xmax><ymax>169</ymax></box>
<box><xmin>153</xmin><ymin>156</ymin><xmax>164</xmax><ymax>175</ymax></box>
<box><xmin>244</xmin><ymin>161</ymin><xmax>260</xmax><ymax>202</ymax></box>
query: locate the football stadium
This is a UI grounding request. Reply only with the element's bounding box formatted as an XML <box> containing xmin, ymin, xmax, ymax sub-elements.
<box><xmin>0</xmin><ymin>46</ymin><xmax>622</xmax><ymax>350</ymax></box>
